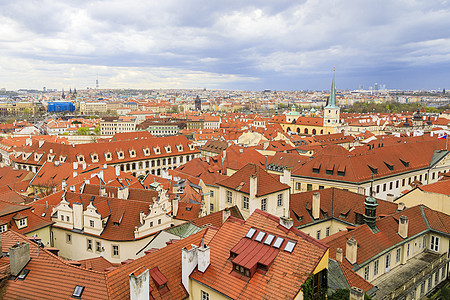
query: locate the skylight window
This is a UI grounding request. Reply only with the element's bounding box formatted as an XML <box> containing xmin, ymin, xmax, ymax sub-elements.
<box><xmin>17</xmin><ymin>269</ymin><xmax>30</xmax><ymax>280</ymax></box>
<box><xmin>72</xmin><ymin>285</ymin><xmax>84</xmax><ymax>298</ymax></box>
<box><xmin>284</xmin><ymin>240</ymin><xmax>296</xmax><ymax>253</ymax></box>
<box><xmin>245</xmin><ymin>228</ymin><xmax>256</xmax><ymax>239</ymax></box>
<box><xmin>273</xmin><ymin>237</ymin><xmax>284</xmax><ymax>248</ymax></box>
<box><xmin>255</xmin><ymin>231</ymin><xmax>266</xmax><ymax>242</ymax></box>
<box><xmin>263</xmin><ymin>234</ymin><xmax>275</xmax><ymax>245</ymax></box>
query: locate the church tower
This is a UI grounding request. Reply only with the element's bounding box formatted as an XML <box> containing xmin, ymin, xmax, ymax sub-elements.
<box><xmin>323</xmin><ymin>72</ymin><xmax>340</xmax><ymax>126</ymax></box>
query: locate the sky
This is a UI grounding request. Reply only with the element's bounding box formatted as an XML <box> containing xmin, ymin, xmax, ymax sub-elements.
<box><xmin>1</xmin><ymin>0</ymin><xmax>449</xmax><ymax>91</ymax></box>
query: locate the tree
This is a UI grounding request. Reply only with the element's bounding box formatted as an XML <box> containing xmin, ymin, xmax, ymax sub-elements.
<box><xmin>77</xmin><ymin>127</ymin><xmax>90</xmax><ymax>135</ymax></box>
<box><xmin>93</xmin><ymin>125</ymin><xmax>101</xmax><ymax>135</ymax></box>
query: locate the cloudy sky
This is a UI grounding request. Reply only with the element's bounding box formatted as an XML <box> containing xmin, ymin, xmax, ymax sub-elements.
<box><xmin>1</xmin><ymin>0</ymin><xmax>449</xmax><ymax>91</ymax></box>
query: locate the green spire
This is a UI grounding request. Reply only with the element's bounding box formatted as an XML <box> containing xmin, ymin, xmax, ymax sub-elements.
<box><xmin>326</xmin><ymin>69</ymin><xmax>338</xmax><ymax>108</ymax></box>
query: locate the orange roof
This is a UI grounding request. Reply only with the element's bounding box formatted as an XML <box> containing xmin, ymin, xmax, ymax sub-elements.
<box><xmin>217</xmin><ymin>163</ymin><xmax>290</xmax><ymax>197</ymax></box>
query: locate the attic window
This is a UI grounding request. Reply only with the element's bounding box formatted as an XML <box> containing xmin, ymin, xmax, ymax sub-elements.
<box><xmin>255</xmin><ymin>231</ymin><xmax>266</xmax><ymax>242</ymax></box>
<box><xmin>143</xmin><ymin>148</ymin><xmax>150</xmax><ymax>156</ymax></box>
<box><xmin>105</xmin><ymin>152</ymin><xmax>112</xmax><ymax>161</ymax></box>
<box><xmin>284</xmin><ymin>240</ymin><xmax>296</xmax><ymax>253</ymax></box>
<box><xmin>17</xmin><ymin>269</ymin><xmax>30</xmax><ymax>280</ymax></box>
<box><xmin>72</xmin><ymin>285</ymin><xmax>84</xmax><ymax>298</ymax></box>
<box><xmin>273</xmin><ymin>237</ymin><xmax>284</xmax><ymax>249</ymax></box>
<box><xmin>400</xmin><ymin>159</ymin><xmax>409</xmax><ymax>167</ymax></box>
<box><xmin>129</xmin><ymin>149</ymin><xmax>136</xmax><ymax>158</ymax></box>
<box><xmin>326</xmin><ymin>165</ymin><xmax>334</xmax><ymax>175</ymax></box>
<box><xmin>312</xmin><ymin>162</ymin><xmax>321</xmax><ymax>174</ymax></box>
<box><xmin>384</xmin><ymin>162</ymin><xmax>394</xmax><ymax>171</ymax></box>
<box><xmin>91</xmin><ymin>154</ymin><xmax>98</xmax><ymax>162</ymax></box>
<box><xmin>233</xmin><ymin>264</ymin><xmax>250</xmax><ymax>277</ymax></box>
<box><xmin>188</xmin><ymin>144</ymin><xmax>195</xmax><ymax>150</ymax></box>
<box><xmin>154</xmin><ymin>147</ymin><xmax>161</xmax><ymax>154</ymax></box>
<box><xmin>368</xmin><ymin>165</ymin><xmax>378</xmax><ymax>174</ymax></box>
<box><xmin>177</xmin><ymin>144</ymin><xmax>183</xmax><ymax>152</ymax></box>
<box><xmin>245</xmin><ymin>228</ymin><xmax>256</xmax><ymax>239</ymax></box>
<box><xmin>263</xmin><ymin>234</ymin><xmax>275</xmax><ymax>245</ymax></box>
<box><xmin>165</xmin><ymin>146</ymin><xmax>172</xmax><ymax>153</ymax></box>
<box><xmin>117</xmin><ymin>151</ymin><xmax>124</xmax><ymax>159</ymax></box>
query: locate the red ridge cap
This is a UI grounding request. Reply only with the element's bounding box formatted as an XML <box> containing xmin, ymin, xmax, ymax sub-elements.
<box><xmin>254</xmin><ymin>208</ymin><xmax>280</xmax><ymax>223</ymax></box>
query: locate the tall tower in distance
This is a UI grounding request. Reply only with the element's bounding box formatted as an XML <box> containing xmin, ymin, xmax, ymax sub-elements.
<box><xmin>96</xmin><ymin>76</ymin><xmax>99</xmax><ymax>90</ymax></box>
<box><xmin>323</xmin><ymin>70</ymin><xmax>340</xmax><ymax>126</ymax></box>
<box><xmin>195</xmin><ymin>95</ymin><xmax>201</xmax><ymax>111</ymax></box>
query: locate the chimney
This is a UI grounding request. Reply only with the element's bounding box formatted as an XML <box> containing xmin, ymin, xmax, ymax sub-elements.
<box><xmin>346</xmin><ymin>236</ymin><xmax>358</xmax><ymax>264</ymax></box>
<box><xmin>312</xmin><ymin>192</ymin><xmax>320</xmax><ymax>219</ymax></box>
<box><xmin>280</xmin><ymin>168</ymin><xmax>291</xmax><ymax>186</ymax></box>
<box><xmin>118</xmin><ymin>186</ymin><xmax>129</xmax><ymax>200</ymax></box>
<box><xmin>386</xmin><ymin>193</ymin><xmax>394</xmax><ymax>202</ymax></box>
<box><xmin>249</xmin><ymin>175</ymin><xmax>257</xmax><ymax>199</ymax></box>
<box><xmin>9</xmin><ymin>242</ymin><xmax>30</xmax><ymax>276</ymax></box>
<box><xmin>397</xmin><ymin>202</ymin><xmax>405</xmax><ymax>211</ymax></box>
<box><xmin>115</xmin><ymin>166</ymin><xmax>120</xmax><ymax>177</ymax></box>
<box><xmin>73</xmin><ymin>171</ymin><xmax>78</xmax><ymax>178</ymax></box>
<box><xmin>336</xmin><ymin>248</ymin><xmax>343</xmax><ymax>263</ymax></box>
<box><xmin>172</xmin><ymin>199</ymin><xmax>179</xmax><ymax>217</ymax></box>
<box><xmin>279</xmin><ymin>216</ymin><xmax>293</xmax><ymax>229</ymax></box>
<box><xmin>197</xmin><ymin>239</ymin><xmax>210</xmax><ymax>273</ymax></box>
<box><xmin>38</xmin><ymin>140</ymin><xmax>44</xmax><ymax>148</ymax></box>
<box><xmin>222</xmin><ymin>208</ymin><xmax>231</xmax><ymax>223</ymax></box>
<box><xmin>62</xmin><ymin>179</ymin><xmax>67</xmax><ymax>190</ymax></box>
<box><xmin>350</xmin><ymin>287</ymin><xmax>364</xmax><ymax>300</ymax></box>
<box><xmin>398</xmin><ymin>215</ymin><xmax>409</xmax><ymax>239</ymax></box>
<box><xmin>82</xmin><ymin>162</ymin><xmax>86</xmax><ymax>170</ymax></box>
<box><xmin>100</xmin><ymin>186</ymin><xmax>107</xmax><ymax>197</ymax></box>
<box><xmin>182</xmin><ymin>245</ymin><xmax>199</xmax><ymax>294</ymax></box>
<box><xmin>72</xmin><ymin>202</ymin><xmax>83</xmax><ymax>230</ymax></box>
<box><xmin>129</xmin><ymin>268</ymin><xmax>149</xmax><ymax>300</ymax></box>
<box><xmin>26</xmin><ymin>138</ymin><xmax>32</xmax><ymax>146</ymax></box>
<box><xmin>73</xmin><ymin>162</ymin><xmax>78</xmax><ymax>170</ymax></box>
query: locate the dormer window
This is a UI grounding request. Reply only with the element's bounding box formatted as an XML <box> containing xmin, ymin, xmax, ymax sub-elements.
<box><xmin>77</xmin><ymin>155</ymin><xmax>84</xmax><ymax>163</ymax></box>
<box><xmin>117</xmin><ymin>151</ymin><xmax>124</xmax><ymax>159</ymax></box>
<box><xmin>59</xmin><ymin>155</ymin><xmax>66</xmax><ymax>162</ymax></box>
<box><xmin>176</xmin><ymin>144</ymin><xmax>183</xmax><ymax>152</ymax></box>
<box><xmin>143</xmin><ymin>148</ymin><xmax>150</xmax><ymax>156</ymax></box>
<box><xmin>165</xmin><ymin>145</ymin><xmax>172</xmax><ymax>153</ymax></box>
<box><xmin>129</xmin><ymin>149</ymin><xmax>136</xmax><ymax>158</ymax></box>
<box><xmin>188</xmin><ymin>144</ymin><xmax>195</xmax><ymax>151</ymax></box>
<box><xmin>34</xmin><ymin>153</ymin><xmax>40</xmax><ymax>161</ymax></box>
<box><xmin>368</xmin><ymin>165</ymin><xmax>378</xmax><ymax>174</ymax></box>
<box><xmin>0</xmin><ymin>224</ymin><xmax>7</xmax><ymax>232</ymax></box>
<box><xmin>234</xmin><ymin>264</ymin><xmax>250</xmax><ymax>277</ymax></box>
<box><xmin>400</xmin><ymin>159</ymin><xmax>409</xmax><ymax>168</ymax></box>
<box><xmin>47</xmin><ymin>154</ymin><xmax>55</xmax><ymax>162</ymax></box>
<box><xmin>14</xmin><ymin>216</ymin><xmax>27</xmax><ymax>229</ymax></box>
<box><xmin>91</xmin><ymin>153</ymin><xmax>99</xmax><ymax>162</ymax></box>
<box><xmin>153</xmin><ymin>147</ymin><xmax>161</xmax><ymax>154</ymax></box>
<box><xmin>105</xmin><ymin>152</ymin><xmax>112</xmax><ymax>161</ymax></box>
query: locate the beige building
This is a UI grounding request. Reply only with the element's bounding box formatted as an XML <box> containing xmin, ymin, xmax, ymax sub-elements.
<box><xmin>79</xmin><ymin>101</ymin><xmax>107</xmax><ymax>115</ymax></box>
<box><xmin>100</xmin><ymin>118</ymin><xmax>137</xmax><ymax>135</ymax></box>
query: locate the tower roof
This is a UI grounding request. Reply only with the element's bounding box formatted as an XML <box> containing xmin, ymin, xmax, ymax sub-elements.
<box><xmin>326</xmin><ymin>71</ymin><xmax>339</xmax><ymax>109</ymax></box>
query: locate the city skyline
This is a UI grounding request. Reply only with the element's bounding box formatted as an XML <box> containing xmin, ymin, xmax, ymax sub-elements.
<box><xmin>1</xmin><ymin>0</ymin><xmax>449</xmax><ymax>91</ymax></box>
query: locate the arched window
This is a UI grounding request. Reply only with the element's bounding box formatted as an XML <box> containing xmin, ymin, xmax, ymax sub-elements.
<box><xmin>312</xmin><ymin>129</ymin><xmax>316</xmax><ymax>135</ymax></box>
<box><xmin>304</xmin><ymin>128</ymin><xmax>308</xmax><ymax>134</ymax></box>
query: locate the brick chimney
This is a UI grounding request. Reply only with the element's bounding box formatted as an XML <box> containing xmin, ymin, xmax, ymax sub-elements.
<box><xmin>279</xmin><ymin>216</ymin><xmax>293</xmax><ymax>229</ymax></box>
<box><xmin>398</xmin><ymin>215</ymin><xmax>409</xmax><ymax>239</ymax></box>
<box><xmin>72</xmin><ymin>202</ymin><xmax>84</xmax><ymax>230</ymax></box>
<box><xmin>346</xmin><ymin>236</ymin><xmax>358</xmax><ymax>264</ymax></box>
<box><xmin>129</xmin><ymin>268</ymin><xmax>149</xmax><ymax>300</ymax></box>
<box><xmin>350</xmin><ymin>287</ymin><xmax>364</xmax><ymax>300</ymax></box>
<box><xmin>197</xmin><ymin>239</ymin><xmax>210</xmax><ymax>273</ymax></box>
<box><xmin>336</xmin><ymin>248</ymin><xmax>343</xmax><ymax>263</ymax></box>
<box><xmin>312</xmin><ymin>192</ymin><xmax>320</xmax><ymax>219</ymax></box>
<box><xmin>249</xmin><ymin>175</ymin><xmax>257</xmax><ymax>199</ymax></box>
<box><xmin>182</xmin><ymin>245</ymin><xmax>199</xmax><ymax>294</ymax></box>
<box><xmin>9</xmin><ymin>242</ymin><xmax>30</xmax><ymax>276</ymax></box>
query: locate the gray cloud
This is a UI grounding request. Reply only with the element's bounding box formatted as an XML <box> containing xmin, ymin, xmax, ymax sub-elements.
<box><xmin>0</xmin><ymin>0</ymin><xmax>449</xmax><ymax>90</ymax></box>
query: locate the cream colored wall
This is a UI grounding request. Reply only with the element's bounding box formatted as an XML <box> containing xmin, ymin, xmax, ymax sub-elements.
<box><xmin>189</xmin><ymin>279</ymin><xmax>231</xmax><ymax>300</ymax></box>
<box><xmin>52</xmin><ymin>227</ymin><xmax>157</xmax><ymax>263</ymax></box>
<box><xmin>206</xmin><ymin>185</ymin><xmax>220</xmax><ymax>213</ymax></box>
<box><xmin>399</xmin><ymin>189</ymin><xmax>450</xmax><ymax>215</ymax></box>
<box><xmin>298</xmin><ymin>220</ymin><xmax>349</xmax><ymax>240</ymax></box>
<box><xmin>25</xmin><ymin>226</ymin><xmax>52</xmax><ymax>247</ymax></box>
<box><xmin>219</xmin><ymin>187</ymin><xmax>290</xmax><ymax>220</ymax></box>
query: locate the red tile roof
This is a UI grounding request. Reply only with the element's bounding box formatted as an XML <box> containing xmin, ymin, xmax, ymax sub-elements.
<box><xmin>217</xmin><ymin>163</ymin><xmax>290</xmax><ymax>197</ymax></box>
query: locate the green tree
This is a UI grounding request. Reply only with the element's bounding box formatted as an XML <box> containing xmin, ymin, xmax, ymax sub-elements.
<box><xmin>77</xmin><ymin>127</ymin><xmax>90</xmax><ymax>135</ymax></box>
<box><xmin>93</xmin><ymin>125</ymin><xmax>101</xmax><ymax>135</ymax></box>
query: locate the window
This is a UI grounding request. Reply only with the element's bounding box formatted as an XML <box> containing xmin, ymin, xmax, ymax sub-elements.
<box><xmin>226</xmin><ymin>191</ymin><xmax>232</xmax><ymax>204</ymax></box>
<box><xmin>19</xmin><ymin>218</ymin><xmax>27</xmax><ymax>227</ymax></box>
<box><xmin>316</xmin><ymin>230</ymin><xmax>321</xmax><ymax>240</ymax></box>
<box><xmin>423</xmin><ymin>235</ymin><xmax>427</xmax><ymax>248</ymax></box>
<box><xmin>66</xmin><ymin>233</ymin><xmax>72</xmax><ymax>244</ymax></box>
<box><xmin>307</xmin><ymin>184</ymin><xmax>313</xmax><ymax>191</ymax></box>
<box><xmin>112</xmin><ymin>245</ymin><xmax>119</xmax><ymax>257</ymax></box>
<box><xmin>296</xmin><ymin>182</ymin><xmax>301</xmax><ymax>190</ymax></box>
<box><xmin>158</xmin><ymin>219</ymin><xmax>161</xmax><ymax>225</ymax></box>
<box><xmin>420</xmin><ymin>282</ymin><xmax>425</xmax><ymax>296</ymax></box>
<box><xmin>210</xmin><ymin>190</ymin><xmax>214</xmax><ymax>197</ymax></box>
<box><xmin>435</xmin><ymin>271</ymin><xmax>439</xmax><ymax>284</ymax></box>
<box><xmin>261</xmin><ymin>198</ymin><xmax>267</xmax><ymax>211</ymax></box>
<box><xmin>0</xmin><ymin>225</ymin><xmax>6</xmax><ymax>232</ymax></box>
<box><xmin>385</xmin><ymin>253</ymin><xmax>391</xmax><ymax>272</ymax></box>
<box><xmin>201</xmin><ymin>290</ymin><xmax>209</xmax><ymax>300</ymax></box>
<box><xmin>396</xmin><ymin>248</ymin><xmax>401</xmax><ymax>263</ymax></box>
<box><xmin>318</xmin><ymin>185</ymin><xmax>324</xmax><ymax>190</ymax></box>
<box><xmin>326</xmin><ymin>227</ymin><xmax>330</xmax><ymax>237</ymax></box>
<box><xmin>431</xmin><ymin>236</ymin><xmax>440</xmax><ymax>252</ymax></box>
<box><xmin>61</xmin><ymin>215</ymin><xmax>64</xmax><ymax>221</ymax></box>
<box><xmin>72</xmin><ymin>285</ymin><xmax>85</xmax><ymax>298</ymax></box>
<box><xmin>374</xmin><ymin>259</ymin><xmax>379</xmax><ymax>276</ymax></box>
<box><xmin>243</xmin><ymin>196</ymin><xmax>249</xmax><ymax>210</ymax></box>
<box><xmin>383</xmin><ymin>183</ymin><xmax>386</xmax><ymax>192</ymax></box>
<box><xmin>210</xmin><ymin>204</ymin><xmax>214</xmax><ymax>212</ymax></box>
<box><xmin>90</xmin><ymin>220</ymin><xmax>94</xmax><ymax>227</ymax></box>
<box><xmin>389</xmin><ymin>182</ymin><xmax>393</xmax><ymax>190</ymax></box>
<box><xmin>277</xmin><ymin>194</ymin><xmax>283</xmax><ymax>206</ymax></box>
<box><xmin>150</xmin><ymin>221</ymin><xmax>153</xmax><ymax>227</ymax></box>
<box><xmin>407</xmin><ymin>244</ymin><xmax>410</xmax><ymax>257</ymax></box>
<box><xmin>428</xmin><ymin>276</ymin><xmax>432</xmax><ymax>290</ymax></box>
<box><xmin>396</xmin><ymin>180</ymin><xmax>399</xmax><ymax>188</ymax></box>
<box><xmin>376</xmin><ymin>185</ymin><xmax>380</xmax><ymax>193</ymax></box>
<box><xmin>442</xmin><ymin>265</ymin><xmax>447</xmax><ymax>280</ymax></box>
<box><xmin>87</xmin><ymin>239</ymin><xmax>92</xmax><ymax>251</ymax></box>
<box><xmin>402</xmin><ymin>178</ymin><xmax>405</xmax><ymax>186</ymax></box>
<box><xmin>364</xmin><ymin>266</ymin><xmax>369</xmax><ymax>280</ymax></box>
<box><xmin>96</xmin><ymin>241</ymin><xmax>102</xmax><ymax>252</ymax></box>
<box><xmin>66</xmin><ymin>216</ymin><xmax>70</xmax><ymax>222</ymax></box>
